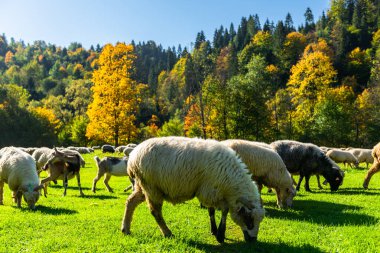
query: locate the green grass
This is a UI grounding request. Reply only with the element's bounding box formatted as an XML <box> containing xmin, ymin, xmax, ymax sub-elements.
<box><xmin>0</xmin><ymin>151</ymin><xmax>379</xmax><ymax>253</ymax></box>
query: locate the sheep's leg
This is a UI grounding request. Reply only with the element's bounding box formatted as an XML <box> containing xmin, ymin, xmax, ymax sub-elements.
<box><xmin>121</xmin><ymin>184</ymin><xmax>146</xmax><ymax>235</ymax></box>
<box><xmin>16</xmin><ymin>191</ymin><xmax>22</xmax><ymax>208</ymax></box>
<box><xmin>208</xmin><ymin>207</ymin><xmax>217</xmax><ymax>235</ymax></box>
<box><xmin>92</xmin><ymin>169</ymin><xmax>105</xmax><ymax>193</ymax></box>
<box><xmin>296</xmin><ymin>174</ymin><xmax>304</xmax><ymax>191</ymax></box>
<box><xmin>40</xmin><ymin>173</ymin><xmax>60</xmax><ymax>197</ymax></box>
<box><xmin>103</xmin><ymin>173</ymin><xmax>113</xmax><ymax>193</ymax></box>
<box><xmin>0</xmin><ymin>181</ymin><xmax>4</xmax><ymax>205</ymax></box>
<box><xmin>257</xmin><ymin>183</ymin><xmax>264</xmax><ymax>207</ymax></box>
<box><xmin>216</xmin><ymin>208</ymin><xmax>229</xmax><ymax>243</ymax></box>
<box><xmin>363</xmin><ymin>162</ymin><xmax>380</xmax><ymax>189</ymax></box>
<box><xmin>304</xmin><ymin>174</ymin><xmax>312</xmax><ymax>192</ymax></box>
<box><xmin>316</xmin><ymin>175</ymin><xmax>323</xmax><ymax>189</ymax></box>
<box><xmin>76</xmin><ymin>172</ymin><xmax>84</xmax><ymax>196</ymax></box>
<box><xmin>124</xmin><ymin>177</ymin><xmax>135</xmax><ymax>192</ymax></box>
<box><xmin>63</xmin><ymin>171</ymin><xmax>68</xmax><ymax>197</ymax></box>
<box><xmin>275</xmin><ymin>187</ymin><xmax>284</xmax><ymax>209</ymax></box>
<box><xmin>147</xmin><ymin>198</ymin><xmax>172</xmax><ymax>237</ymax></box>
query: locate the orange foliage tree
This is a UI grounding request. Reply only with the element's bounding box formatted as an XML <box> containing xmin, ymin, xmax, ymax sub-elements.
<box><xmin>86</xmin><ymin>43</ymin><xmax>145</xmax><ymax>146</ymax></box>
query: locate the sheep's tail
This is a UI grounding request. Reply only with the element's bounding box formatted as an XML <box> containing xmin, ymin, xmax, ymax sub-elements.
<box><xmin>93</xmin><ymin>156</ymin><xmax>101</xmax><ymax>167</ymax></box>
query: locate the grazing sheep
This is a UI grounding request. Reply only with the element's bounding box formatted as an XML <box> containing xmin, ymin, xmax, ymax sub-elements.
<box><xmin>319</xmin><ymin>146</ymin><xmax>332</xmax><ymax>154</ymax></box>
<box><xmin>363</xmin><ymin>142</ymin><xmax>380</xmax><ymax>189</ymax></box>
<box><xmin>121</xmin><ymin>137</ymin><xmax>265</xmax><ymax>243</ymax></box>
<box><xmin>92</xmin><ymin>156</ymin><xmax>134</xmax><ymax>193</ymax></box>
<box><xmin>102</xmin><ymin>145</ymin><xmax>115</xmax><ymax>153</ymax></box>
<box><xmin>57</xmin><ymin>148</ymin><xmax>86</xmax><ymax>168</ymax></box>
<box><xmin>270</xmin><ymin>140</ymin><xmax>344</xmax><ymax>192</ymax></box>
<box><xmin>0</xmin><ymin>147</ymin><xmax>41</xmax><ymax>209</ymax></box>
<box><xmin>115</xmin><ymin>146</ymin><xmax>127</xmax><ymax>153</ymax></box>
<box><xmin>221</xmin><ymin>139</ymin><xmax>296</xmax><ymax>209</ymax></box>
<box><xmin>32</xmin><ymin>147</ymin><xmax>54</xmax><ymax>171</ymax></box>
<box><xmin>326</xmin><ymin>149</ymin><xmax>359</xmax><ymax>168</ymax></box>
<box><xmin>123</xmin><ymin>147</ymin><xmax>135</xmax><ymax>156</ymax></box>
<box><xmin>348</xmin><ymin>148</ymin><xmax>373</xmax><ymax>168</ymax></box>
<box><xmin>40</xmin><ymin>148</ymin><xmax>84</xmax><ymax>197</ymax></box>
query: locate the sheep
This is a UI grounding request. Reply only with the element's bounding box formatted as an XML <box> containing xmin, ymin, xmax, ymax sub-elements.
<box><xmin>115</xmin><ymin>146</ymin><xmax>127</xmax><ymax>153</ymax></box>
<box><xmin>102</xmin><ymin>144</ymin><xmax>115</xmax><ymax>153</ymax></box>
<box><xmin>363</xmin><ymin>142</ymin><xmax>380</xmax><ymax>189</ymax></box>
<box><xmin>221</xmin><ymin>139</ymin><xmax>296</xmax><ymax>209</ymax></box>
<box><xmin>0</xmin><ymin>147</ymin><xmax>41</xmax><ymax>209</ymax></box>
<box><xmin>326</xmin><ymin>149</ymin><xmax>359</xmax><ymax>168</ymax></box>
<box><xmin>57</xmin><ymin>148</ymin><xmax>86</xmax><ymax>168</ymax></box>
<box><xmin>32</xmin><ymin>147</ymin><xmax>54</xmax><ymax>171</ymax></box>
<box><xmin>40</xmin><ymin>148</ymin><xmax>84</xmax><ymax>197</ymax></box>
<box><xmin>121</xmin><ymin>137</ymin><xmax>265</xmax><ymax>243</ymax></box>
<box><xmin>348</xmin><ymin>148</ymin><xmax>373</xmax><ymax>168</ymax></box>
<box><xmin>270</xmin><ymin>140</ymin><xmax>344</xmax><ymax>192</ymax></box>
<box><xmin>123</xmin><ymin>147</ymin><xmax>135</xmax><ymax>156</ymax></box>
<box><xmin>92</xmin><ymin>156</ymin><xmax>134</xmax><ymax>193</ymax></box>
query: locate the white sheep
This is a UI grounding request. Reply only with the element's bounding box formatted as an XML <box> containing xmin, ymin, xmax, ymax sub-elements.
<box><xmin>326</xmin><ymin>149</ymin><xmax>359</xmax><ymax>168</ymax></box>
<box><xmin>32</xmin><ymin>147</ymin><xmax>54</xmax><ymax>171</ymax></box>
<box><xmin>115</xmin><ymin>146</ymin><xmax>127</xmax><ymax>153</ymax></box>
<box><xmin>0</xmin><ymin>147</ymin><xmax>41</xmax><ymax>209</ymax></box>
<box><xmin>121</xmin><ymin>137</ymin><xmax>265</xmax><ymax>243</ymax></box>
<box><xmin>347</xmin><ymin>148</ymin><xmax>373</xmax><ymax>168</ymax></box>
<box><xmin>363</xmin><ymin>142</ymin><xmax>380</xmax><ymax>189</ymax></box>
<box><xmin>92</xmin><ymin>156</ymin><xmax>134</xmax><ymax>193</ymax></box>
<box><xmin>221</xmin><ymin>139</ymin><xmax>296</xmax><ymax>209</ymax></box>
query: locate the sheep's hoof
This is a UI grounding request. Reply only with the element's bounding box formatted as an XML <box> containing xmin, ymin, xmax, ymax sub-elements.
<box><xmin>216</xmin><ymin>235</ymin><xmax>225</xmax><ymax>244</ymax></box>
<box><xmin>0</xmin><ymin>201</ymin><xmax>3</xmax><ymax>205</ymax></box>
<box><xmin>121</xmin><ymin>228</ymin><xmax>131</xmax><ymax>235</ymax></box>
<box><xmin>163</xmin><ymin>231</ymin><xmax>173</xmax><ymax>238</ymax></box>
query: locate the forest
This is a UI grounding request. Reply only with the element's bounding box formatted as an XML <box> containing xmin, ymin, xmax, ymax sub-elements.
<box><xmin>0</xmin><ymin>0</ymin><xmax>380</xmax><ymax>148</ymax></box>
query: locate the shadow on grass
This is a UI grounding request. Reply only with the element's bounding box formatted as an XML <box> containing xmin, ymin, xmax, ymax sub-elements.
<box><xmin>265</xmin><ymin>200</ymin><xmax>378</xmax><ymax>226</ymax></box>
<box><xmin>32</xmin><ymin>205</ymin><xmax>78</xmax><ymax>215</ymax></box>
<box><xmin>187</xmin><ymin>240</ymin><xmax>323</xmax><ymax>253</ymax></box>
<box><xmin>334</xmin><ymin>187</ymin><xmax>380</xmax><ymax>195</ymax></box>
<box><xmin>81</xmin><ymin>194</ymin><xmax>118</xmax><ymax>200</ymax></box>
<box><xmin>49</xmin><ymin>185</ymin><xmax>91</xmax><ymax>191</ymax></box>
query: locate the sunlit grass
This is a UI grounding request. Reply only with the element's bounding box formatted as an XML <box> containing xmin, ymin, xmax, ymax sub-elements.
<box><xmin>0</xmin><ymin>152</ymin><xmax>379</xmax><ymax>252</ymax></box>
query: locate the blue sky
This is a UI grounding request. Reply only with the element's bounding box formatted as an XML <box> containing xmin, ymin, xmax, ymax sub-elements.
<box><xmin>0</xmin><ymin>0</ymin><xmax>330</xmax><ymax>50</ymax></box>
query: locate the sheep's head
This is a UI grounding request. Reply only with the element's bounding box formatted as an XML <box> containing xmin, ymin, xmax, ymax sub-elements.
<box><xmin>20</xmin><ymin>185</ymin><xmax>42</xmax><ymax>210</ymax></box>
<box><xmin>324</xmin><ymin>167</ymin><xmax>344</xmax><ymax>192</ymax></box>
<box><xmin>277</xmin><ymin>186</ymin><xmax>296</xmax><ymax>209</ymax></box>
<box><xmin>230</xmin><ymin>197</ymin><xmax>265</xmax><ymax>242</ymax></box>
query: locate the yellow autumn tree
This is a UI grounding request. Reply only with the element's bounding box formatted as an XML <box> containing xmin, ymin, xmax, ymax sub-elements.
<box><xmin>31</xmin><ymin>106</ymin><xmax>62</xmax><ymax>133</ymax></box>
<box><xmin>287</xmin><ymin>51</ymin><xmax>337</xmax><ymax>137</ymax></box>
<box><xmin>86</xmin><ymin>43</ymin><xmax>145</xmax><ymax>146</ymax></box>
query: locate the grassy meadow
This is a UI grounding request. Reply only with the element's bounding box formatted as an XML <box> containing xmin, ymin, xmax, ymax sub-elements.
<box><xmin>0</xmin><ymin>150</ymin><xmax>379</xmax><ymax>253</ymax></box>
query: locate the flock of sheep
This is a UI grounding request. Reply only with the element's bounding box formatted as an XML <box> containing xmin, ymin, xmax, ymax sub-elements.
<box><xmin>0</xmin><ymin>137</ymin><xmax>379</xmax><ymax>244</ymax></box>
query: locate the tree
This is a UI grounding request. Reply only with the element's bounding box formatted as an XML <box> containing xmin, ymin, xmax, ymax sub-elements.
<box><xmin>86</xmin><ymin>43</ymin><xmax>145</xmax><ymax>146</ymax></box>
<box><xmin>303</xmin><ymin>7</ymin><xmax>315</xmax><ymax>33</ymax></box>
<box><xmin>157</xmin><ymin>110</ymin><xmax>184</xmax><ymax>136</ymax></box>
<box><xmin>312</xmin><ymin>86</ymin><xmax>356</xmax><ymax>146</ymax></box>
<box><xmin>287</xmin><ymin>51</ymin><xmax>337</xmax><ymax>140</ymax></box>
<box><xmin>228</xmin><ymin>55</ymin><xmax>273</xmax><ymax>140</ymax></box>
